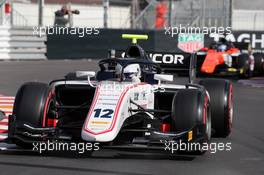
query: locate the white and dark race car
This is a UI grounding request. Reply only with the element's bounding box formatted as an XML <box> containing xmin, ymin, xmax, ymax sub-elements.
<box><xmin>5</xmin><ymin>35</ymin><xmax>233</xmax><ymax>155</ymax></box>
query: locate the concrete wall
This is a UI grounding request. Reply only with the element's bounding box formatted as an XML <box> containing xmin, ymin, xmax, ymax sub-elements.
<box><xmin>13</xmin><ymin>2</ymin><xmax>131</xmax><ymax>28</ymax></box>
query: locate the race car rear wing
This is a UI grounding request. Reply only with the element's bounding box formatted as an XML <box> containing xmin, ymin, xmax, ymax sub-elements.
<box><xmin>109</xmin><ymin>49</ymin><xmax>197</xmax><ymax>83</ymax></box>
<box><xmin>113</xmin><ymin>34</ymin><xmax>197</xmax><ymax>83</ymax></box>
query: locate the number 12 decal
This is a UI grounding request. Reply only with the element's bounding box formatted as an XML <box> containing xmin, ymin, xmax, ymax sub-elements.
<box><xmin>93</xmin><ymin>109</ymin><xmax>114</xmax><ymax>118</ymax></box>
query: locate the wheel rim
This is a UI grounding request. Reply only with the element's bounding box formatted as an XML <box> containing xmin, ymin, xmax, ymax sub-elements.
<box><xmin>204</xmin><ymin>95</ymin><xmax>211</xmax><ymax>141</ymax></box>
<box><xmin>206</xmin><ymin>104</ymin><xmax>211</xmax><ymax>141</ymax></box>
<box><xmin>47</xmin><ymin>100</ymin><xmax>56</xmax><ymax>118</ymax></box>
<box><xmin>42</xmin><ymin>92</ymin><xmax>56</xmax><ymax>127</ymax></box>
<box><xmin>228</xmin><ymin>84</ymin><xmax>233</xmax><ymax>131</ymax></box>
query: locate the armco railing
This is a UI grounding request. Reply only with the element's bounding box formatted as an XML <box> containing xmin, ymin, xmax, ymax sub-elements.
<box><xmin>0</xmin><ymin>0</ymin><xmax>28</xmax><ymax>27</ymax></box>
<box><xmin>12</xmin><ymin>9</ymin><xmax>28</xmax><ymax>27</ymax></box>
<box><xmin>0</xmin><ymin>27</ymin><xmax>46</xmax><ymax>60</ymax></box>
<box><xmin>0</xmin><ymin>0</ymin><xmax>6</xmax><ymax>6</ymax></box>
<box><xmin>134</xmin><ymin>0</ymin><xmax>157</xmax><ymax>29</ymax></box>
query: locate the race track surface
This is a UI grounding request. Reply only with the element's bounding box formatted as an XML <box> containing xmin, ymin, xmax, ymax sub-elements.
<box><xmin>0</xmin><ymin>60</ymin><xmax>263</xmax><ymax>175</ymax></box>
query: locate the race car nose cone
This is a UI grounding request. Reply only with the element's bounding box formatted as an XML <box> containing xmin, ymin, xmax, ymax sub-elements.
<box><xmin>81</xmin><ymin>130</ymin><xmax>96</xmax><ymax>142</ymax></box>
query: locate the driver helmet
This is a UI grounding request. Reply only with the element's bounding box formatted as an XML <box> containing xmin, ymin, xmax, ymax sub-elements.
<box><xmin>123</xmin><ymin>64</ymin><xmax>141</xmax><ymax>80</ymax></box>
<box><xmin>217</xmin><ymin>44</ymin><xmax>227</xmax><ymax>52</ymax></box>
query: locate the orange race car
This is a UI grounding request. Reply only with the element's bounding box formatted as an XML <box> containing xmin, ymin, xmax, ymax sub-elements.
<box><xmin>196</xmin><ymin>38</ymin><xmax>261</xmax><ymax>78</ymax></box>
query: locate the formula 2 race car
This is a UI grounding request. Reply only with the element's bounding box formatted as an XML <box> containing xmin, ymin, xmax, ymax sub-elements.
<box><xmin>196</xmin><ymin>38</ymin><xmax>256</xmax><ymax>78</ymax></box>
<box><xmin>6</xmin><ymin>35</ymin><xmax>233</xmax><ymax>155</ymax></box>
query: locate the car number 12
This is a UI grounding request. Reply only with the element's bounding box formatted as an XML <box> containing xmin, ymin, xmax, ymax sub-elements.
<box><xmin>93</xmin><ymin>109</ymin><xmax>114</xmax><ymax>118</ymax></box>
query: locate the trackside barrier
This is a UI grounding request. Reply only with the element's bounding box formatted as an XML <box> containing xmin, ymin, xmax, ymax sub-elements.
<box><xmin>0</xmin><ymin>27</ymin><xmax>263</xmax><ymax>60</ymax></box>
<box><xmin>47</xmin><ymin>29</ymin><xmax>264</xmax><ymax>60</ymax></box>
<box><xmin>0</xmin><ymin>26</ymin><xmax>46</xmax><ymax>60</ymax></box>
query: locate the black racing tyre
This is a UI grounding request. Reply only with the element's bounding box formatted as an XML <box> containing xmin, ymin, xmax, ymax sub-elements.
<box><xmin>199</xmin><ymin>79</ymin><xmax>233</xmax><ymax>138</ymax></box>
<box><xmin>10</xmin><ymin>82</ymin><xmax>52</xmax><ymax>148</ymax></box>
<box><xmin>171</xmin><ymin>89</ymin><xmax>211</xmax><ymax>153</ymax></box>
<box><xmin>238</xmin><ymin>53</ymin><xmax>253</xmax><ymax>78</ymax></box>
<box><xmin>253</xmin><ymin>53</ymin><xmax>264</xmax><ymax>75</ymax></box>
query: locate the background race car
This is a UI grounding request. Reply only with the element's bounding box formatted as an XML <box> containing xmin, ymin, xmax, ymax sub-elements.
<box><xmin>196</xmin><ymin>38</ymin><xmax>264</xmax><ymax>78</ymax></box>
<box><xmin>110</xmin><ymin>37</ymin><xmax>264</xmax><ymax>78</ymax></box>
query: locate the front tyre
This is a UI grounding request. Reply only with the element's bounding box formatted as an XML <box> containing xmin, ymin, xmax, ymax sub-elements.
<box><xmin>199</xmin><ymin>79</ymin><xmax>233</xmax><ymax>137</ymax></box>
<box><xmin>9</xmin><ymin>82</ymin><xmax>52</xmax><ymax>148</ymax></box>
<box><xmin>171</xmin><ymin>89</ymin><xmax>211</xmax><ymax>154</ymax></box>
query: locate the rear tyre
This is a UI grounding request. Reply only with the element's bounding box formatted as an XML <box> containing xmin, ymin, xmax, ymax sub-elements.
<box><xmin>9</xmin><ymin>82</ymin><xmax>51</xmax><ymax>148</ymax></box>
<box><xmin>253</xmin><ymin>53</ymin><xmax>264</xmax><ymax>75</ymax></box>
<box><xmin>199</xmin><ymin>79</ymin><xmax>233</xmax><ymax>137</ymax></box>
<box><xmin>238</xmin><ymin>54</ymin><xmax>253</xmax><ymax>78</ymax></box>
<box><xmin>171</xmin><ymin>89</ymin><xmax>211</xmax><ymax>154</ymax></box>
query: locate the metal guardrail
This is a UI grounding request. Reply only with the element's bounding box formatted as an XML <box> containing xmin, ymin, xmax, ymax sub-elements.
<box><xmin>0</xmin><ymin>0</ymin><xmax>28</xmax><ymax>27</ymax></box>
<box><xmin>0</xmin><ymin>0</ymin><xmax>6</xmax><ymax>6</ymax></box>
<box><xmin>12</xmin><ymin>9</ymin><xmax>28</xmax><ymax>27</ymax></box>
<box><xmin>0</xmin><ymin>27</ymin><xmax>47</xmax><ymax>60</ymax></box>
<box><xmin>170</xmin><ymin>0</ymin><xmax>231</xmax><ymax>28</ymax></box>
<box><xmin>0</xmin><ymin>0</ymin><xmax>6</xmax><ymax>25</ymax></box>
<box><xmin>134</xmin><ymin>0</ymin><xmax>157</xmax><ymax>29</ymax></box>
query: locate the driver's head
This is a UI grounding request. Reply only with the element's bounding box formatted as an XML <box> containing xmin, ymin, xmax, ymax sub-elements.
<box><xmin>123</xmin><ymin>64</ymin><xmax>141</xmax><ymax>80</ymax></box>
<box><xmin>217</xmin><ymin>44</ymin><xmax>227</xmax><ymax>52</ymax></box>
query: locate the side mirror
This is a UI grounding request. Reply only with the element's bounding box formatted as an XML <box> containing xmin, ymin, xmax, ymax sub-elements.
<box><xmin>76</xmin><ymin>71</ymin><xmax>95</xmax><ymax>78</ymax></box>
<box><xmin>154</xmin><ymin>74</ymin><xmax>173</xmax><ymax>85</ymax></box>
<box><xmin>76</xmin><ymin>71</ymin><xmax>96</xmax><ymax>87</ymax></box>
